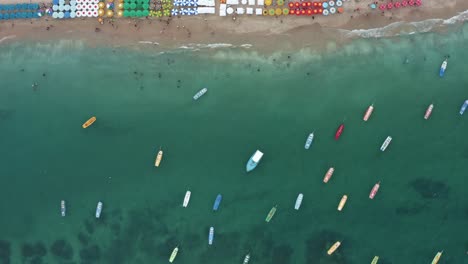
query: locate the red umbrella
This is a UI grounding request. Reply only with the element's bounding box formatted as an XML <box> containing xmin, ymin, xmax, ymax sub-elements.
<box><xmin>394</xmin><ymin>1</ymin><xmax>401</xmax><ymax>8</ymax></box>
<box><xmin>294</xmin><ymin>2</ymin><xmax>300</xmax><ymax>7</ymax></box>
<box><xmin>288</xmin><ymin>2</ymin><xmax>294</xmax><ymax>8</ymax></box>
<box><xmin>301</xmin><ymin>9</ymin><xmax>306</xmax><ymax>15</ymax></box>
<box><xmin>401</xmin><ymin>0</ymin><xmax>408</xmax><ymax>6</ymax></box>
<box><xmin>295</xmin><ymin>9</ymin><xmax>301</xmax><ymax>15</ymax></box>
<box><xmin>313</xmin><ymin>1</ymin><xmax>317</xmax><ymax>6</ymax></box>
<box><xmin>409</xmin><ymin>0</ymin><xmax>415</xmax><ymax>5</ymax></box>
<box><xmin>379</xmin><ymin>4</ymin><xmax>386</xmax><ymax>10</ymax></box>
<box><xmin>317</xmin><ymin>2</ymin><xmax>322</xmax><ymax>6</ymax></box>
<box><xmin>307</xmin><ymin>9</ymin><xmax>312</xmax><ymax>15</ymax></box>
<box><xmin>387</xmin><ymin>2</ymin><xmax>393</xmax><ymax>9</ymax></box>
<box><xmin>318</xmin><ymin>8</ymin><xmax>322</xmax><ymax>13</ymax></box>
<box><xmin>415</xmin><ymin>0</ymin><xmax>421</xmax><ymax>6</ymax></box>
<box><xmin>301</xmin><ymin>2</ymin><xmax>307</xmax><ymax>7</ymax></box>
<box><xmin>307</xmin><ymin>1</ymin><xmax>312</xmax><ymax>7</ymax></box>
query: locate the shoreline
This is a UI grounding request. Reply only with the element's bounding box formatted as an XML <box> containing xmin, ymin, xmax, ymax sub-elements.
<box><xmin>0</xmin><ymin>0</ymin><xmax>467</xmax><ymax>53</ymax></box>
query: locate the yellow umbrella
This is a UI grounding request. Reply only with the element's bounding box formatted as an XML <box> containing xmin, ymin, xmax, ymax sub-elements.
<box><xmin>98</xmin><ymin>2</ymin><xmax>105</xmax><ymax>8</ymax></box>
<box><xmin>117</xmin><ymin>3</ymin><xmax>124</xmax><ymax>9</ymax></box>
<box><xmin>265</xmin><ymin>0</ymin><xmax>272</xmax><ymax>6</ymax></box>
<box><xmin>275</xmin><ymin>8</ymin><xmax>281</xmax><ymax>15</ymax></box>
<box><xmin>98</xmin><ymin>8</ymin><xmax>105</xmax><ymax>16</ymax></box>
<box><xmin>107</xmin><ymin>10</ymin><xmax>114</xmax><ymax>17</ymax></box>
<box><xmin>262</xmin><ymin>9</ymin><xmax>268</xmax><ymax>15</ymax></box>
<box><xmin>117</xmin><ymin>10</ymin><xmax>123</xmax><ymax>17</ymax></box>
<box><xmin>268</xmin><ymin>8</ymin><xmax>275</xmax><ymax>16</ymax></box>
<box><xmin>282</xmin><ymin>8</ymin><xmax>289</xmax><ymax>15</ymax></box>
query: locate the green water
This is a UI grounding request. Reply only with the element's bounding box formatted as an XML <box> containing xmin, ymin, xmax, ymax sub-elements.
<box><xmin>1</xmin><ymin>25</ymin><xmax>468</xmax><ymax>264</ymax></box>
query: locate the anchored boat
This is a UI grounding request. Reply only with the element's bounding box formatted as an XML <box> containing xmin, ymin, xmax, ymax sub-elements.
<box><xmin>183</xmin><ymin>191</ymin><xmax>191</xmax><ymax>208</ymax></box>
<box><xmin>246</xmin><ymin>150</ymin><xmax>264</xmax><ymax>172</ymax></box>
<box><xmin>169</xmin><ymin>246</ymin><xmax>179</xmax><ymax>263</ymax></box>
<box><xmin>154</xmin><ymin>147</ymin><xmax>163</xmax><ymax>167</ymax></box>
<box><xmin>243</xmin><ymin>253</ymin><xmax>251</xmax><ymax>264</ymax></box>
<box><xmin>82</xmin><ymin>116</ymin><xmax>96</xmax><ymax>129</ymax></box>
<box><xmin>304</xmin><ymin>132</ymin><xmax>314</xmax><ymax>149</ymax></box>
<box><xmin>335</xmin><ymin>123</ymin><xmax>344</xmax><ymax>140</ymax></box>
<box><xmin>213</xmin><ymin>194</ymin><xmax>222</xmax><ymax>211</ymax></box>
<box><xmin>323</xmin><ymin>167</ymin><xmax>335</xmax><ymax>183</ymax></box>
<box><xmin>193</xmin><ymin>87</ymin><xmax>208</xmax><ymax>100</ymax></box>
<box><xmin>208</xmin><ymin>227</ymin><xmax>214</xmax><ymax>245</ymax></box>
<box><xmin>431</xmin><ymin>251</ymin><xmax>443</xmax><ymax>264</ymax></box>
<box><xmin>424</xmin><ymin>104</ymin><xmax>434</xmax><ymax>120</ymax></box>
<box><xmin>327</xmin><ymin>241</ymin><xmax>341</xmax><ymax>255</ymax></box>
<box><xmin>369</xmin><ymin>182</ymin><xmax>381</xmax><ymax>199</ymax></box>
<box><xmin>371</xmin><ymin>256</ymin><xmax>379</xmax><ymax>264</ymax></box>
<box><xmin>439</xmin><ymin>59</ymin><xmax>447</xmax><ymax>77</ymax></box>
<box><xmin>363</xmin><ymin>104</ymin><xmax>374</xmax><ymax>121</ymax></box>
<box><xmin>61</xmin><ymin>200</ymin><xmax>66</xmax><ymax>217</ymax></box>
<box><xmin>380</xmin><ymin>136</ymin><xmax>392</xmax><ymax>151</ymax></box>
<box><xmin>265</xmin><ymin>206</ymin><xmax>277</xmax><ymax>222</ymax></box>
<box><xmin>337</xmin><ymin>195</ymin><xmax>348</xmax><ymax>211</ymax></box>
<box><xmin>95</xmin><ymin>201</ymin><xmax>103</xmax><ymax>218</ymax></box>
<box><xmin>460</xmin><ymin>100</ymin><xmax>468</xmax><ymax>115</ymax></box>
<box><xmin>294</xmin><ymin>193</ymin><xmax>303</xmax><ymax>210</ymax></box>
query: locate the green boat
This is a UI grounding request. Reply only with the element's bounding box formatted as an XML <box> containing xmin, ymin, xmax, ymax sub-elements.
<box><xmin>265</xmin><ymin>206</ymin><xmax>277</xmax><ymax>222</ymax></box>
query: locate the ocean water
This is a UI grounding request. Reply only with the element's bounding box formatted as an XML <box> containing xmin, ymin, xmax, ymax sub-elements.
<box><xmin>1</xmin><ymin>22</ymin><xmax>468</xmax><ymax>264</ymax></box>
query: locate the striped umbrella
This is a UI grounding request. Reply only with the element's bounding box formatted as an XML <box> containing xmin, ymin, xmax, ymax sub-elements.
<box><xmin>189</xmin><ymin>1</ymin><xmax>197</xmax><ymax>6</ymax></box>
<box><xmin>171</xmin><ymin>8</ymin><xmax>178</xmax><ymax>15</ymax></box>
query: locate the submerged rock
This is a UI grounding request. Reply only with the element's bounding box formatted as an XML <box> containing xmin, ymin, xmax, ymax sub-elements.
<box><xmin>410</xmin><ymin>178</ymin><xmax>449</xmax><ymax>199</ymax></box>
<box><xmin>51</xmin><ymin>239</ymin><xmax>73</xmax><ymax>260</ymax></box>
<box><xmin>80</xmin><ymin>245</ymin><xmax>101</xmax><ymax>262</ymax></box>
<box><xmin>0</xmin><ymin>240</ymin><xmax>11</xmax><ymax>263</ymax></box>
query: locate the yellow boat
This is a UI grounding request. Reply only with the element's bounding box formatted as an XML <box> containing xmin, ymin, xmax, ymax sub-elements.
<box><xmin>82</xmin><ymin>116</ymin><xmax>96</xmax><ymax>129</ymax></box>
<box><xmin>327</xmin><ymin>241</ymin><xmax>341</xmax><ymax>255</ymax></box>
<box><xmin>155</xmin><ymin>148</ymin><xmax>163</xmax><ymax>167</ymax></box>
<box><xmin>371</xmin><ymin>256</ymin><xmax>379</xmax><ymax>264</ymax></box>
<box><xmin>337</xmin><ymin>195</ymin><xmax>348</xmax><ymax>211</ymax></box>
<box><xmin>431</xmin><ymin>251</ymin><xmax>443</xmax><ymax>264</ymax></box>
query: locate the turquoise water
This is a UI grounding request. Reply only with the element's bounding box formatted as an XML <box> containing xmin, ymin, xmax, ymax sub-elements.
<box><xmin>1</xmin><ymin>24</ymin><xmax>468</xmax><ymax>264</ymax></box>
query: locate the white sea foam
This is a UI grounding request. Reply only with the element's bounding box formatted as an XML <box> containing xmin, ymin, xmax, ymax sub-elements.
<box><xmin>0</xmin><ymin>35</ymin><xmax>16</xmax><ymax>44</ymax></box>
<box><xmin>176</xmin><ymin>43</ymin><xmax>253</xmax><ymax>50</ymax></box>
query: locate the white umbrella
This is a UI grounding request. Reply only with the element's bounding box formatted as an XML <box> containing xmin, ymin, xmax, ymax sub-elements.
<box><xmin>322</xmin><ymin>9</ymin><xmax>329</xmax><ymax>15</ymax></box>
<box><xmin>336</xmin><ymin>0</ymin><xmax>342</xmax><ymax>7</ymax></box>
<box><xmin>76</xmin><ymin>10</ymin><xmax>82</xmax><ymax>17</ymax></box>
<box><xmin>330</xmin><ymin>7</ymin><xmax>336</xmax><ymax>14</ymax></box>
<box><xmin>64</xmin><ymin>5</ymin><xmax>70</xmax><ymax>11</ymax></box>
<box><xmin>52</xmin><ymin>12</ymin><xmax>59</xmax><ymax>18</ymax></box>
<box><xmin>70</xmin><ymin>11</ymin><xmax>76</xmax><ymax>18</ymax></box>
<box><xmin>58</xmin><ymin>11</ymin><xmax>64</xmax><ymax>18</ymax></box>
<box><xmin>328</xmin><ymin>1</ymin><xmax>335</xmax><ymax>7</ymax></box>
<box><xmin>71</xmin><ymin>5</ymin><xmax>77</xmax><ymax>11</ymax></box>
<box><xmin>52</xmin><ymin>5</ymin><xmax>59</xmax><ymax>11</ymax></box>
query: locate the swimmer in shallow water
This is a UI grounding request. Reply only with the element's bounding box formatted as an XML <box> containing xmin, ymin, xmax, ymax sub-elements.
<box><xmin>403</xmin><ymin>57</ymin><xmax>410</xmax><ymax>64</ymax></box>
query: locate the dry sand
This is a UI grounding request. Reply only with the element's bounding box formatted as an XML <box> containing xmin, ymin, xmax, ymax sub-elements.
<box><xmin>0</xmin><ymin>0</ymin><xmax>467</xmax><ymax>52</ymax></box>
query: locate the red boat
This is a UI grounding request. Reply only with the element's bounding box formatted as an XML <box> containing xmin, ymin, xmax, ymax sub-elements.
<box><xmin>369</xmin><ymin>182</ymin><xmax>380</xmax><ymax>199</ymax></box>
<box><xmin>335</xmin><ymin>124</ymin><xmax>344</xmax><ymax>140</ymax></box>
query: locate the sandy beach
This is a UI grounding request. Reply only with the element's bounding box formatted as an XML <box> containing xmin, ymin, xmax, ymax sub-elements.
<box><xmin>0</xmin><ymin>0</ymin><xmax>467</xmax><ymax>52</ymax></box>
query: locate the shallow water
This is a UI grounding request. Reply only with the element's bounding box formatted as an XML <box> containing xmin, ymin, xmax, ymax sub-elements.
<box><xmin>0</xmin><ymin>24</ymin><xmax>468</xmax><ymax>264</ymax></box>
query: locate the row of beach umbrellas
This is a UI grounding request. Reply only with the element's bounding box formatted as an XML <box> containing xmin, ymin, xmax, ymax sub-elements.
<box><xmin>287</xmin><ymin>0</ymin><xmax>343</xmax><ymax>9</ymax></box>
<box><xmin>52</xmin><ymin>11</ymin><xmax>77</xmax><ymax>18</ymax></box>
<box><xmin>123</xmin><ymin>2</ymin><xmax>149</xmax><ymax>9</ymax></box>
<box><xmin>0</xmin><ymin>12</ymin><xmax>40</xmax><ymax>19</ymax></box>
<box><xmin>173</xmin><ymin>0</ymin><xmax>198</xmax><ymax>7</ymax></box>
<box><xmin>171</xmin><ymin>7</ymin><xmax>197</xmax><ymax>15</ymax></box>
<box><xmin>123</xmin><ymin>0</ymin><xmax>150</xmax><ymax>3</ymax></box>
<box><xmin>52</xmin><ymin>5</ymin><xmax>78</xmax><ymax>11</ymax></box>
<box><xmin>122</xmin><ymin>9</ymin><xmax>150</xmax><ymax>16</ymax></box>
<box><xmin>74</xmin><ymin>0</ymin><xmax>100</xmax><ymax>4</ymax></box>
<box><xmin>0</xmin><ymin>3</ymin><xmax>39</xmax><ymax>11</ymax></box>
<box><xmin>379</xmin><ymin>0</ymin><xmax>422</xmax><ymax>10</ymax></box>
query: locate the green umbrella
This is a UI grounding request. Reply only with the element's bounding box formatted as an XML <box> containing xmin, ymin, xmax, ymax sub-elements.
<box><xmin>123</xmin><ymin>10</ymin><xmax>129</xmax><ymax>16</ymax></box>
<box><xmin>129</xmin><ymin>10</ymin><xmax>136</xmax><ymax>16</ymax></box>
<box><xmin>142</xmin><ymin>10</ymin><xmax>149</xmax><ymax>16</ymax></box>
<box><xmin>163</xmin><ymin>9</ymin><xmax>170</xmax><ymax>16</ymax></box>
<box><xmin>136</xmin><ymin>10</ymin><xmax>142</xmax><ymax>16</ymax></box>
<box><xmin>130</xmin><ymin>2</ymin><xmax>136</xmax><ymax>9</ymax></box>
<box><xmin>282</xmin><ymin>8</ymin><xmax>288</xmax><ymax>15</ymax></box>
<box><xmin>124</xmin><ymin>3</ymin><xmax>130</xmax><ymax>9</ymax></box>
<box><xmin>142</xmin><ymin>3</ymin><xmax>149</xmax><ymax>9</ymax></box>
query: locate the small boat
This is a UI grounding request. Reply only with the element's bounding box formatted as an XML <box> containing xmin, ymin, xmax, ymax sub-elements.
<box><xmin>371</xmin><ymin>256</ymin><xmax>379</xmax><ymax>264</ymax></box>
<box><xmin>424</xmin><ymin>104</ymin><xmax>434</xmax><ymax>120</ymax></box>
<box><xmin>327</xmin><ymin>241</ymin><xmax>341</xmax><ymax>255</ymax></box>
<box><xmin>169</xmin><ymin>246</ymin><xmax>179</xmax><ymax>263</ymax></box>
<box><xmin>61</xmin><ymin>200</ymin><xmax>66</xmax><ymax>217</ymax></box>
<box><xmin>95</xmin><ymin>201</ymin><xmax>103</xmax><ymax>218</ymax></box>
<box><xmin>243</xmin><ymin>253</ymin><xmax>250</xmax><ymax>264</ymax></box>
<box><xmin>380</xmin><ymin>136</ymin><xmax>392</xmax><ymax>151</ymax></box>
<box><xmin>182</xmin><ymin>191</ymin><xmax>191</xmax><ymax>208</ymax></box>
<box><xmin>431</xmin><ymin>251</ymin><xmax>443</xmax><ymax>264</ymax></box>
<box><xmin>439</xmin><ymin>59</ymin><xmax>447</xmax><ymax>77</ymax></box>
<box><xmin>369</xmin><ymin>182</ymin><xmax>381</xmax><ymax>199</ymax></box>
<box><xmin>193</xmin><ymin>87</ymin><xmax>208</xmax><ymax>100</ymax></box>
<box><xmin>337</xmin><ymin>195</ymin><xmax>348</xmax><ymax>211</ymax></box>
<box><xmin>335</xmin><ymin>123</ymin><xmax>344</xmax><ymax>140</ymax></box>
<box><xmin>82</xmin><ymin>116</ymin><xmax>96</xmax><ymax>129</ymax></box>
<box><xmin>460</xmin><ymin>100</ymin><xmax>468</xmax><ymax>115</ymax></box>
<box><xmin>363</xmin><ymin>104</ymin><xmax>374</xmax><ymax>121</ymax></box>
<box><xmin>294</xmin><ymin>193</ymin><xmax>303</xmax><ymax>210</ymax></box>
<box><xmin>154</xmin><ymin>148</ymin><xmax>163</xmax><ymax>167</ymax></box>
<box><xmin>213</xmin><ymin>194</ymin><xmax>222</xmax><ymax>211</ymax></box>
<box><xmin>304</xmin><ymin>132</ymin><xmax>314</xmax><ymax>149</ymax></box>
<box><xmin>246</xmin><ymin>150</ymin><xmax>264</xmax><ymax>172</ymax></box>
<box><xmin>265</xmin><ymin>205</ymin><xmax>277</xmax><ymax>222</ymax></box>
<box><xmin>208</xmin><ymin>227</ymin><xmax>214</xmax><ymax>245</ymax></box>
<box><xmin>323</xmin><ymin>167</ymin><xmax>335</xmax><ymax>183</ymax></box>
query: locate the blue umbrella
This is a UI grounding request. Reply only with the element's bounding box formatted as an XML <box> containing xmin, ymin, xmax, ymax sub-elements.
<box><xmin>21</xmin><ymin>3</ymin><xmax>28</xmax><ymax>9</ymax></box>
<box><xmin>171</xmin><ymin>8</ymin><xmax>178</xmax><ymax>16</ymax></box>
<box><xmin>0</xmin><ymin>5</ymin><xmax>3</xmax><ymax>11</ymax></box>
<box><xmin>64</xmin><ymin>11</ymin><xmax>70</xmax><ymax>18</ymax></box>
<box><xmin>4</xmin><ymin>13</ymin><xmax>9</xmax><ymax>20</ymax></box>
<box><xmin>26</xmin><ymin>12</ymin><xmax>33</xmax><ymax>18</ymax></box>
<box><xmin>189</xmin><ymin>1</ymin><xmax>196</xmax><ymax>6</ymax></box>
<box><xmin>181</xmin><ymin>1</ymin><xmax>188</xmax><ymax>6</ymax></box>
<box><xmin>15</xmin><ymin>3</ymin><xmax>22</xmax><ymax>10</ymax></box>
<box><xmin>180</xmin><ymin>8</ymin><xmax>188</xmax><ymax>15</ymax></box>
<box><xmin>10</xmin><ymin>13</ymin><xmax>16</xmax><ymax>19</ymax></box>
<box><xmin>188</xmin><ymin>8</ymin><xmax>196</xmax><ymax>15</ymax></box>
<box><xmin>0</xmin><ymin>14</ymin><xmax>3</xmax><ymax>19</ymax></box>
<box><xmin>53</xmin><ymin>0</ymin><xmax>59</xmax><ymax>5</ymax></box>
<box><xmin>173</xmin><ymin>1</ymin><xmax>180</xmax><ymax>6</ymax></box>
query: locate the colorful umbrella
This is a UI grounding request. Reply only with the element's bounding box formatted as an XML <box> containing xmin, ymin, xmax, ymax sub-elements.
<box><xmin>379</xmin><ymin>4</ymin><xmax>386</xmax><ymax>10</ymax></box>
<box><xmin>408</xmin><ymin>0</ymin><xmax>414</xmax><ymax>6</ymax></box>
<box><xmin>394</xmin><ymin>2</ymin><xmax>400</xmax><ymax>8</ymax></box>
<box><xmin>275</xmin><ymin>8</ymin><xmax>281</xmax><ymax>15</ymax></box>
<box><xmin>415</xmin><ymin>0</ymin><xmax>421</xmax><ymax>6</ymax></box>
<box><xmin>323</xmin><ymin>9</ymin><xmax>329</xmax><ymax>15</ymax></box>
<box><xmin>387</xmin><ymin>2</ymin><xmax>393</xmax><ymax>9</ymax></box>
<box><xmin>282</xmin><ymin>8</ymin><xmax>288</xmax><ymax>15</ymax></box>
<box><xmin>401</xmin><ymin>0</ymin><xmax>408</xmax><ymax>6</ymax></box>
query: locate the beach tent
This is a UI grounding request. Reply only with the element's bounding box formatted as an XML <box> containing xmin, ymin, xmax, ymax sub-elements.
<box><xmin>248</xmin><ymin>0</ymin><xmax>255</xmax><ymax>5</ymax></box>
<box><xmin>246</xmin><ymin>7</ymin><xmax>253</xmax><ymax>14</ymax></box>
<box><xmin>226</xmin><ymin>0</ymin><xmax>239</xmax><ymax>4</ymax></box>
<box><xmin>197</xmin><ymin>7</ymin><xmax>215</xmax><ymax>14</ymax></box>
<box><xmin>257</xmin><ymin>0</ymin><xmax>264</xmax><ymax>5</ymax></box>
<box><xmin>236</xmin><ymin>7</ymin><xmax>244</xmax><ymax>14</ymax></box>
<box><xmin>219</xmin><ymin>3</ymin><xmax>226</xmax><ymax>16</ymax></box>
<box><xmin>255</xmin><ymin>8</ymin><xmax>262</xmax><ymax>15</ymax></box>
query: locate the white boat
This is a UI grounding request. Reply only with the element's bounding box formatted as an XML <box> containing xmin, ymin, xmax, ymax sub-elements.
<box><xmin>460</xmin><ymin>100</ymin><xmax>468</xmax><ymax>115</ymax></box>
<box><xmin>208</xmin><ymin>227</ymin><xmax>214</xmax><ymax>245</ymax></box>
<box><xmin>182</xmin><ymin>191</ymin><xmax>191</xmax><ymax>207</ymax></box>
<box><xmin>294</xmin><ymin>193</ymin><xmax>303</xmax><ymax>210</ymax></box>
<box><xmin>439</xmin><ymin>59</ymin><xmax>447</xmax><ymax>77</ymax></box>
<box><xmin>246</xmin><ymin>150</ymin><xmax>264</xmax><ymax>172</ymax></box>
<box><xmin>193</xmin><ymin>87</ymin><xmax>208</xmax><ymax>100</ymax></box>
<box><xmin>304</xmin><ymin>132</ymin><xmax>314</xmax><ymax>149</ymax></box>
<box><xmin>169</xmin><ymin>246</ymin><xmax>179</xmax><ymax>263</ymax></box>
<box><xmin>95</xmin><ymin>201</ymin><xmax>103</xmax><ymax>218</ymax></box>
<box><xmin>61</xmin><ymin>200</ymin><xmax>66</xmax><ymax>217</ymax></box>
<box><xmin>380</xmin><ymin>136</ymin><xmax>392</xmax><ymax>151</ymax></box>
<box><xmin>243</xmin><ymin>253</ymin><xmax>250</xmax><ymax>264</ymax></box>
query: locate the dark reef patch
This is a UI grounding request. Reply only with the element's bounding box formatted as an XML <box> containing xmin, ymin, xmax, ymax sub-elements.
<box><xmin>410</xmin><ymin>178</ymin><xmax>449</xmax><ymax>199</ymax></box>
<box><xmin>271</xmin><ymin>244</ymin><xmax>293</xmax><ymax>264</ymax></box>
<box><xmin>51</xmin><ymin>239</ymin><xmax>73</xmax><ymax>260</ymax></box>
<box><xmin>80</xmin><ymin>245</ymin><xmax>101</xmax><ymax>263</ymax></box>
<box><xmin>0</xmin><ymin>240</ymin><xmax>11</xmax><ymax>264</ymax></box>
<box><xmin>395</xmin><ymin>202</ymin><xmax>427</xmax><ymax>216</ymax></box>
<box><xmin>77</xmin><ymin>232</ymin><xmax>90</xmax><ymax>246</ymax></box>
<box><xmin>21</xmin><ymin>242</ymin><xmax>47</xmax><ymax>259</ymax></box>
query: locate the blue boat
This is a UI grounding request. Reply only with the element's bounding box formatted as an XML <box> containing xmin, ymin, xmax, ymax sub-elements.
<box><xmin>439</xmin><ymin>59</ymin><xmax>447</xmax><ymax>77</ymax></box>
<box><xmin>246</xmin><ymin>150</ymin><xmax>263</xmax><ymax>172</ymax></box>
<box><xmin>213</xmin><ymin>194</ymin><xmax>222</xmax><ymax>211</ymax></box>
<box><xmin>460</xmin><ymin>100</ymin><xmax>468</xmax><ymax>115</ymax></box>
<box><xmin>208</xmin><ymin>227</ymin><xmax>214</xmax><ymax>245</ymax></box>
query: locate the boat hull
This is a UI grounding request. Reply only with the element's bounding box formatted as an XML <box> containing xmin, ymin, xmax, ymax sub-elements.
<box><xmin>327</xmin><ymin>241</ymin><xmax>341</xmax><ymax>255</ymax></box>
<box><xmin>363</xmin><ymin>105</ymin><xmax>374</xmax><ymax>121</ymax></box>
<box><xmin>323</xmin><ymin>167</ymin><xmax>335</xmax><ymax>183</ymax></box>
<box><xmin>294</xmin><ymin>193</ymin><xmax>303</xmax><ymax>210</ymax></box>
<box><xmin>304</xmin><ymin>133</ymin><xmax>314</xmax><ymax>149</ymax></box>
<box><xmin>95</xmin><ymin>202</ymin><xmax>103</xmax><ymax>218</ymax></box>
<box><xmin>335</xmin><ymin>124</ymin><xmax>344</xmax><ymax>140</ymax></box>
<box><xmin>208</xmin><ymin>227</ymin><xmax>214</xmax><ymax>245</ymax></box>
<box><xmin>82</xmin><ymin>116</ymin><xmax>96</xmax><ymax>129</ymax></box>
<box><xmin>246</xmin><ymin>150</ymin><xmax>263</xmax><ymax>172</ymax></box>
<box><xmin>439</xmin><ymin>60</ymin><xmax>447</xmax><ymax>77</ymax></box>
<box><xmin>155</xmin><ymin>150</ymin><xmax>163</xmax><ymax>167</ymax></box>
<box><xmin>424</xmin><ymin>104</ymin><xmax>434</xmax><ymax>120</ymax></box>
<box><xmin>460</xmin><ymin>100</ymin><xmax>468</xmax><ymax>115</ymax></box>
<box><xmin>337</xmin><ymin>195</ymin><xmax>347</xmax><ymax>211</ymax></box>
<box><xmin>213</xmin><ymin>194</ymin><xmax>222</xmax><ymax>211</ymax></box>
<box><xmin>369</xmin><ymin>182</ymin><xmax>380</xmax><ymax>199</ymax></box>
<box><xmin>380</xmin><ymin>136</ymin><xmax>392</xmax><ymax>151</ymax></box>
<box><xmin>183</xmin><ymin>191</ymin><xmax>191</xmax><ymax>207</ymax></box>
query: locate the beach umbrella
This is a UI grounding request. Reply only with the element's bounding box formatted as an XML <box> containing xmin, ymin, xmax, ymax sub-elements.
<box><xmin>301</xmin><ymin>2</ymin><xmax>306</xmax><ymax>7</ymax></box>
<box><xmin>142</xmin><ymin>10</ymin><xmax>149</xmax><ymax>16</ymax></box>
<box><xmin>282</xmin><ymin>8</ymin><xmax>288</xmax><ymax>15</ymax></box>
<box><xmin>370</xmin><ymin>3</ymin><xmax>376</xmax><ymax>9</ymax></box>
<box><xmin>52</xmin><ymin>11</ymin><xmax>58</xmax><ymax>18</ymax></box>
<box><xmin>306</xmin><ymin>9</ymin><xmax>312</xmax><ymax>15</ymax></box>
<box><xmin>408</xmin><ymin>0</ymin><xmax>414</xmax><ymax>6</ymax></box>
<box><xmin>65</xmin><ymin>4</ymin><xmax>71</xmax><ymax>10</ymax></box>
<box><xmin>64</xmin><ymin>11</ymin><xmax>70</xmax><ymax>18</ymax></box>
<box><xmin>98</xmin><ymin>2</ymin><xmax>105</xmax><ymax>8</ymax></box>
<box><xmin>277</xmin><ymin>0</ymin><xmax>284</xmax><ymax>5</ymax></box>
<box><xmin>130</xmin><ymin>2</ymin><xmax>136</xmax><ymax>8</ymax></box>
<box><xmin>124</xmin><ymin>3</ymin><xmax>130</xmax><ymax>9</ymax></box>
<box><xmin>0</xmin><ymin>14</ymin><xmax>3</xmax><ymax>19</ymax></box>
<box><xmin>328</xmin><ymin>1</ymin><xmax>334</xmax><ymax>7</ymax></box>
<box><xmin>59</xmin><ymin>4</ymin><xmax>65</xmax><ymax>11</ymax></box>
<box><xmin>171</xmin><ymin>8</ymin><xmax>178</xmax><ymax>16</ymax></box>
<box><xmin>379</xmin><ymin>4</ymin><xmax>385</xmax><ymax>10</ymax></box>
<box><xmin>47</xmin><ymin>8</ymin><xmax>53</xmax><ymax>15</ymax></box>
<box><xmin>336</xmin><ymin>0</ymin><xmax>342</xmax><ymax>7</ymax></box>
<box><xmin>10</xmin><ymin>13</ymin><xmax>16</xmax><ymax>19</ymax></box>
<box><xmin>143</xmin><ymin>3</ymin><xmax>149</xmax><ymax>9</ymax></box>
<box><xmin>98</xmin><ymin>8</ymin><xmax>104</xmax><ymax>16</ymax></box>
<box><xmin>415</xmin><ymin>0</ymin><xmax>421</xmax><ymax>6</ymax></box>
<box><xmin>129</xmin><ymin>10</ymin><xmax>136</xmax><ymax>16</ymax></box>
<box><xmin>107</xmin><ymin>10</ymin><xmax>113</xmax><ymax>17</ymax></box>
<box><xmin>76</xmin><ymin>10</ymin><xmax>82</xmax><ymax>16</ymax></box>
<box><xmin>3</xmin><ymin>13</ymin><xmax>9</xmax><ymax>19</ymax></box>
<box><xmin>136</xmin><ymin>9</ymin><xmax>142</xmax><ymax>16</ymax></box>
<box><xmin>336</xmin><ymin>7</ymin><xmax>343</xmax><ymax>13</ymax></box>
<box><xmin>394</xmin><ymin>2</ymin><xmax>400</xmax><ymax>8</ymax></box>
<box><xmin>275</xmin><ymin>7</ymin><xmax>281</xmax><ymax>15</ymax></box>
<box><xmin>329</xmin><ymin>7</ymin><xmax>336</xmax><ymax>13</ymax></box>
<box><xmin>76</xmin><ymin>4</ymin><xmax>82</xmax><ymax>10</ymax></box>
<box><xmin>300</xmin><ymin>9</ymin><xmax>305</xmax><ymax>15</ymax></box>
<box><xmin>322</xmin><ymin>2</ymin><xmax>328</xmax><ymax>8</ymax></box>
<box><xmin>117</xmin><ymin>2</ymin><xmax>124</xmax><ymax>9</ymax></box>
<box><xmin>289</xmin><ymin>9</ymin><xmax>294</xmax><ymax>14</ymax></box>
<box><xmin>0</xmin><ymin>5</ymin><xmax>3</xmax><ymax>11</ymax></box>
<box><xmin>268</xmin><ymin>8</ymin><xmax>274</xmax><ymax>16</ymax></box>
<box><xmin>70</xmin><ymin>11</ymin><xmax>76</xmax><ymax>17</ymax></box>
<box><xmin>53</xmin><ymin>0</ymin><xmax>59</xmax><ymax>5</ymax></box>
<box><xmin>58</xmin><ymin>11</ymin><xmax>64</xmax><ymax>18</ymax></box>
<box><xmin>288</xmin><ymin>2</ymin><xmax>293</xmax><ymax>8</ymax></box>
<box><xmin>401</xmin><ymin>0</ymin><xmax>408</xmax><ymax>6</ymax></box>
<box><xmin>265</xmin><ymin>0</ymin><xmax>272</xmax><ymax>6</ymax></box>
<box><xmin>387</xmin><ymin>2</ymin><xmax>393</xmax><ymax>9</ymax></box>
<box><xmin>322</xmin><ymin>9</ymin><xmax>329</xmax><ymax>15</ymax></box>
<box><xmin>189</xmin><ymin>1</ymin><xmax>196</xmax><ymax>6</ymax></box>
<box><xmin>53</xmin><ymin>5</ymin><xmax>59</xmax><ymax>11</ymax></box>
<box><xmin>70</xmin><ymin>0</ymin><xmax>77</xmax><ymax>6</ymax></box>
<box><xmin>123</xmin><ymin>10</ymin><xmax>128</xmax><ymax>16</ymax></box>
<box><xmin>188</xmin><ymin>8</ymin><xmax>196</xmax><ymax>15</ymax></box>
<box><xmin>59</xmin><ymin>0</ymin><xmax>65</xmax><ymax>4</ymax></box>
<box><xmin>71</xmin><ymin>5</ymin><xmax>77</xmax><ymax>11</ymax></box>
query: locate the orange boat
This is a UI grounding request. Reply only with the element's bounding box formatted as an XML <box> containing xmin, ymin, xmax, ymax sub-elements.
<box><xmin>337</xmin><ymin>195</ymin><xmax>348</xmax><ymax>211</ymax></box>
<box><xmin>82</xmin><ymin>116</ymin><xmax>96</xmax><ymax>128</ymax></box>
<box><xmin>155</xmin><ymin>148</ymin><xmax>163</xmax><ymax>167</ymax></box>
<box><xmin>327</xmin><ymin>241</ymin><xmax>341</xmax><ymax>255</ymax></box>
<box><xmin>323</xmin><ymin>167</ymin><xmax>335</xmax><ymax>183</ymax></box>
<box><xmin>363</xmin><ymin>104</ymin><xmax>374</xmax><ymax>121</ymax></box>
